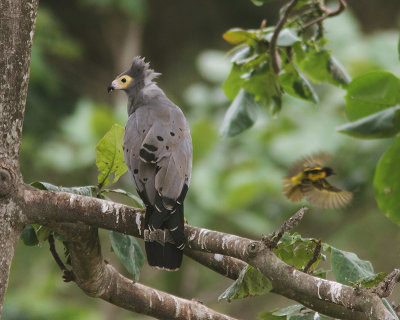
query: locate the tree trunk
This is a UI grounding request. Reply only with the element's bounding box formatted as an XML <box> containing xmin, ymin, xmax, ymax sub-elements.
<box><xmin>0</xmin><ymin>0</ymin><xmax>39</xmax><ymax>314</ymax></box>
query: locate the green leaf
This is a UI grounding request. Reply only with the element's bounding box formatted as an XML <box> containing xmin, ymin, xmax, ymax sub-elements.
<box><xmin>358</xmin><ymin>272</ymin><xmax>387</xmax><ymax>288</ymax></box>
<box><xmin>274</xmin><ymin>233</ymin><xmax>323</xmax><ymax>272</ymax></box>
<box><xmin>273</xmin><ymin>305</ymin><xmax>303</xmax><ymax>316</ymax></box>
<box><xmin>295</xmin><ymin>47</ymin><xmax>350</xmax><ymax>87</ymax></box>
<box><xmin>259</xmin><ymin>305</ymin><xmax>331</xmax><ymax>320</ymax></box>
<box><xmin>20</xmin><ymin>225</ymin><xmax>39</xmax><ymax>246</ymax></box>
<box><xmin>31</xmin><ymin>181</ymin><xmax>98</xmax><ymax>196</ymax></box>
<box><xmin>337</xmin><ymin>105</ymin><xmax>400</xmax><ymax>139</ymax></box>
<box><xmin>330</xmin><ymin>247</ymin><xmax>375</xmax><ymax>285</ymax></box>
<box><xmin>102</xmin><ymin>188</ymin><xmax>144</xmax><ymax>208</ymax></box>
<box><xmin>95</xmin><ymin>124</ymin><xmax>128</xmax><ymax>188</ymax></box>
<box><xmin>280</xmin><ymin>63</ymin><xmax>318</xmax><ymax>103</ymax></box>
<box><xmin>242</xmin><ymin>64</ymin><xmax>282</xmax><ymax>112</ymax></box>
<box><xmin>36</xmin><ymin>226</ymin><xmax>52</xmax><ymax>242</ymax></box>
<box><xmin>345</xmin><ymin>71</ymin><xmax>400</xmax><ymax>121</ymax></box>
<box><xmin>109</xmin><ymin>231</ymin><xmax>145</xmax><ymax>281</ymax></box>
<box><xmin>374</xmin><ymin>137</ymin><xmax>400</xmax><ymax>226</ymax></box>
<box><xmin>222</xmin><ymin>64</ymin><xmax>246</xmax><ymax>101</ymax></box>
<box><xmin>218</xmin><ymin>265</ymin><xmax>272</xmax><ymax>301</ymax></box>
<box><xmin>262</xmin><ymin>28</ymin><xmax>301</xmax><ymax>46</ymax></box>
<box><xmin>223</xmin><ymin>28</ymin><xmax>257</xmax><ymax>45</ymax></box>
<box><xmin>383</xmin><ymin>298</ymin><xmax>400</xmax><ymax>320</ymax></box>
<box><xmin>220</xmin><ymin>89</ymin><xmax>260</xmax><ymax>137</ymax></box>
<box><xmin>257</xmin><ymin>312</ymin><xmax>283</xmax><ymax>319</ymax></box>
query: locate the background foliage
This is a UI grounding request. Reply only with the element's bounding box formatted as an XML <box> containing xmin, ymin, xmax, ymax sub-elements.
<box><xmin>5</xmin><ymin>0</ymin><xmax>400</xmax><ymax>319</ymax></box>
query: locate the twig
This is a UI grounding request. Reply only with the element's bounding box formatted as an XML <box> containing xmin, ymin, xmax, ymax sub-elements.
<box><xmin>302</xmin><ymin>0</ymin><xmax>347</xmax><ymax>30</ymax></box>
<box><xmin>270</xmin><ymin>0</ymin><xmax>299</xmax><ymax>74</ymax></box>
<box><xmin>263</xmin><ymin>206</ymin><xmax>308</xmax><ymax>248</ymax></box>
<box><xmin>48</xmin><ymin>234</ymin><xmax>74</xmax><ymax>282</ymax></box>
<box><xmin>303</xmin><ymin>239</ymin><xmax>322</xmax><ymax>273</ymax></box>
<box><xmin>372</xmin><ymin>268</ymin><xmax>400</xmax><ymax>298</ymax></box>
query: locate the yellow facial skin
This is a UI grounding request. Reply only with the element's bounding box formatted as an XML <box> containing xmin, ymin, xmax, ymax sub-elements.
<box><xmin>109</xmin><ymin>75</ymin><xmax>133</xmax><ymax>91</ymax></box>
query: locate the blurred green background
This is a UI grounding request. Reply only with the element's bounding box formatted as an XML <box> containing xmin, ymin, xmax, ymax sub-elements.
<box><xmin>5</xmin><ymin>0</ymin><xmax>400</xmax><ymax>319</ymax></box>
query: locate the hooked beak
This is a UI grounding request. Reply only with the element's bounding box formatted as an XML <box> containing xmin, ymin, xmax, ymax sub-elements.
<box><xmin>107</xmin><ymin>83</ymin><xmax>114</xmax><ymax>93</ymax></box>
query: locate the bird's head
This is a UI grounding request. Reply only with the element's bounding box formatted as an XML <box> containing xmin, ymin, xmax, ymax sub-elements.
<box><xmin>323</xmin><ymin>167</ymin><xmax>336</xmax><ymax>177</ymax></box>
<box><xmin>107</xmin><ymin>56</ymin><xmax>160</xmax><ymax>93</ymax></box>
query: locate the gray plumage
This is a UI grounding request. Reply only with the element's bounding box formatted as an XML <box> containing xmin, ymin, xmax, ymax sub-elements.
<box><xmin>108</xmin><ymin>57</ymin><xmax>192</xmax><ymax>270</ymax></box>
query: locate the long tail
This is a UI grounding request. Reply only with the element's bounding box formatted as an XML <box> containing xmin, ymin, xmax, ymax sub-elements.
<box><xmin>144</xmin><ymin>205</ymin><xmax>185</xmax><ymax>271</ymax></box>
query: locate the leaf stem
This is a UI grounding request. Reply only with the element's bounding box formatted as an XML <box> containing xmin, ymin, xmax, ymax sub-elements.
<box><xmin>270</xmin><ymin>0</ymin><xmax>299</xmax><ymax>74</ymax></box>
<box><xmin>302</xmin><ymin>0</ymin><xmax>347</xmax><ymax>30</ymax></box>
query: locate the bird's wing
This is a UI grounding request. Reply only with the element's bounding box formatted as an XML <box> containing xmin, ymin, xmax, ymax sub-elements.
<box><xmin>123</xmin><ymin>111</ymin><xmax>156</xmax><ymax>206</ymax></box>
<box><xmin>151</xmin><ymin>106</ymin><xmax>192</xmax><ymax>209</ymax></box>
<box><xmin>302</xmin><ymin>179</ymin><xmax>352</xmax><ymax>209</ymax></box>
<box><xmin>287</xmin><ymin>152</ymin><xmax>331</xmax><ymax>177</ymax></box>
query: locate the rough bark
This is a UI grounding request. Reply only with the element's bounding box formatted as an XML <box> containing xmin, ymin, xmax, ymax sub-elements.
<box><xmin>0</xmin><ymin>0</ymin><xmax>39</xmax><ymax>314</ymax></box>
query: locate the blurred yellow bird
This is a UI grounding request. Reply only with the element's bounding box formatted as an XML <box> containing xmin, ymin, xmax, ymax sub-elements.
<box><xmin>283</xmin><ymin>153</ymin><xmax>352</xmax><ymax>209</ymax></box>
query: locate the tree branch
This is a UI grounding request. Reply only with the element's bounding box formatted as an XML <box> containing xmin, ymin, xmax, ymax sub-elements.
<box><xmin>19</xmin><ymin>186</ymin><xmax>398</xmax><ymax>319</ymax></box>
<box><xmin>270</xmin><ymin>0</ymin><xmax>299</xmax><ymax>74</ymax></box>
<box><xmin>50</xmin><ymin>223</ymin><xmax>237</xmax><ymax>320</ymax></box>
<box><xmin>302</xmin><ymin>0</ymin><xmax>347</xmax><ymax>30</ymax></box>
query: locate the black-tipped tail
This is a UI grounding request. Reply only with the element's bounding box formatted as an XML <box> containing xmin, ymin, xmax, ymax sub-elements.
<box><xmin>145</xmin><ymin>241</ymin><xmax>183</xmax><ymax>271</ymax></box>
<box><xmin>144</xmin><ymin>205</ymin><xmax>185</xmax><ymax>271</ymax></box>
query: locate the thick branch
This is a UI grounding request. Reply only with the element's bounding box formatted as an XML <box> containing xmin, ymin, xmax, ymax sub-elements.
<box><xmin>51</xmin><ymin>223</ymin><xmax>236</xmax><ymax>320</ymax></box>
<box><xmin>20</xmin><ymin>187</ymin><xmax>397</xmax><ymax>319</ymax></box>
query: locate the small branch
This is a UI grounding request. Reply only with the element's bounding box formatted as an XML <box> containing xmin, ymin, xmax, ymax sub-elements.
<box><xmin>48</xmin><ymin>234</ymin><xmax>74</xmax><ymax>282</ymax></box>
<box><xmin>263</xmin><ymin>206</ymin><xmax>308</xmax><ymax>249</ymax></box>
<box><xmin>372</xmin><ymin>269</ymin><xmax>400</xmax><ymax>298</ymax></box>
<box><xmin>302</xmin><ymin>0</ymin><xmax>347</xmax><ymax>30</ymax></box>
<box><xmin>270</xmin><ymin>0</ymin><xmax>299</xmax><ymax>74</ymax></box>
<box><xmin>303</xmin><ymin>239</ymin><xmax>322</xmax><ymax>274</ymax></box>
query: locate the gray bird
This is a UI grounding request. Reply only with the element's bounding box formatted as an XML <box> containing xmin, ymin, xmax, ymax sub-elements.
<box><xmin>108</xmin><ymin>57</ymin><xmax>192</xmax><ymax>271</ymax></box>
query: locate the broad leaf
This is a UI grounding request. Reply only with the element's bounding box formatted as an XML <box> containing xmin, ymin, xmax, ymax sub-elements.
<box><xmin>358</xmin><ymin>272</ymin><xmax>387</xmax><ymax>288</ymax></box>
<box><xmin>345</xmin><ymin>71</ymin><xmax>400</xmax><ymax>121</ymax></box>
<box><xmin>31</xmin><ymin>181</ymin><xmax>98</xmax><ymax>196</ymax></box>
<box><xmin>262</xmin><ymin>28</ymin><xmax>301</xmax><ymax>46</ymax></box>
<box><xmin>20</xmin><ymin>225</ymin><xmax>39</xmax><ymax>246</ymax></box>
<box><xmin>103</xmin><ymin>188</ymin><xmax>144</xmax><ymax>208</ymax></box>
<box><xmin>259</xmin><ymin>305</ymin><xmax>331</xmax><ymax>320</ymax></box>
<box><xmin>374</xmin><ymin>137</ymin><xmax>400</xmax><ymax>226</ymax></box>
<box><xmin>220</xmin><ymin>89</ymin><xmax>260</xmax><ymax>137</ymax></box>
<box><xmin>274</xmin><ymin>233</ymin><xmax>324</xmax><ymax>272</ymax></box>
<box><xmin>383</xmin><ymin>298</ymin><xmax>400</xmax><ymax>320</ymax></box>
<box><xmin>280</xmin><ymin>63</ymin><xmax>318</xmax><ymax>103</ymax></box>
<box><xmin>96</xmin><ymin>123</ymin><xmax>127</xmax><ymax>188</ymax></box>
<box><xmin>218</xmin><ymin>265</ymin><xmax>272</xmax><ymax>301</ymax></box>
<box><xmin>223</xmin><ymin>28</ymin><xmax>257</xmax><ymax>45</ymax></box>
<box><xmin>109</xmin><ymin>231</ymin><xmax>145</xmax><ymax>281</ymax></box>
<box><xmin>337</xmin><ymin>105</ymin><xmax>400</xmax><ymax>139</ymax></box>
<box><xmin>296</xmin><ymin>47</ymin><xmax>350</xmax><ymax>87</ymax></box>
<box><xmin>242</xmin><ymin>64</ymin><xmax>282</xmax><ymax>113</ymax></box>
<box><xmin>222</xmin><ymin>64</ymin><xmax>247</xmax><ymax>101</ymax></box>
<box><xmin>330</xmin><ymin>247</ymin><xmax>375</xmax><ymax>285</ymax></box>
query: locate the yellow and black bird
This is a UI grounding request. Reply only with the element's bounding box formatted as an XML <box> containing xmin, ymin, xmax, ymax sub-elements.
<box><xmin>283</xmin><ymin>153</ymin><xmax>352</xmax><ymax>208</ymax></box>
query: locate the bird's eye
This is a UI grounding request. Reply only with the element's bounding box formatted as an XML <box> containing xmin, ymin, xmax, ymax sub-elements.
<box><xmin>121</xmin><ymin>78</ymin><xmax>127</xmax><ymax>83</ymax></box>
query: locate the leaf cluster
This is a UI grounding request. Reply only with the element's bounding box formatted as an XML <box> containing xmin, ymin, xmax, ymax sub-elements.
<box><xmin>221</xmin><ymin>0</ymin><xmax>350</xmax><ymax>136</ymax></box>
